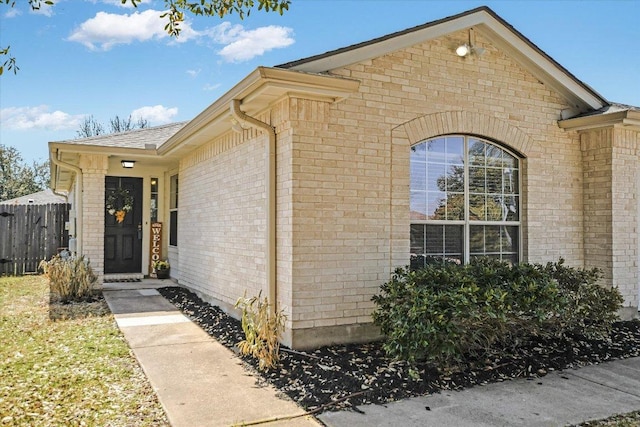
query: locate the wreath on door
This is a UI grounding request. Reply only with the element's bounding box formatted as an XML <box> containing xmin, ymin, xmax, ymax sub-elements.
<box><xmin>106</xmin><ymin>187</ymin><xmax>134</xmax><ymax>223</ymax></box>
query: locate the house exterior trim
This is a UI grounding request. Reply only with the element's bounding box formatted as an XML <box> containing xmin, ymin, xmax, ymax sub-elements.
<box><xmin>158</xmin><ymin>67</ymin><xmax>360</xmax><ymax>158</ymax></box>
<box><xmin>559</xmin><ymin>109</ymin><xmax>640</xmax><ymax>131</ymax></box>
<box><xmin>278</xmin><ymin>6</ymin><xmax>606</xmax><ymax>113</ymax></box>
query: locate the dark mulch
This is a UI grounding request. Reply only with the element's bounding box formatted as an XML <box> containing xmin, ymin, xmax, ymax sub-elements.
<box><xmin>157</xmin><ymin>286</ymin><xmax>640</xmax><ymax>414</ymax></box>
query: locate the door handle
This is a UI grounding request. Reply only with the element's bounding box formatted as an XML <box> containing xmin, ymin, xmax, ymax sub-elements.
<box><xmin>137</xmin><ymin>223</ymin><xmax>142</xmax><ymax>240</ymax></box>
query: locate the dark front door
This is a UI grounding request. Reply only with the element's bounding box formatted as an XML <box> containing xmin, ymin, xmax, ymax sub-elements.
<box><xmin>104</xmin><ymin>177</ymin><xmax>143</xmax><ymax>274</ymax></box>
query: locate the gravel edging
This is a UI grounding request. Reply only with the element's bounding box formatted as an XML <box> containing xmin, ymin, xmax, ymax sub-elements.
<box><xmin>157</xmin><ymin>286</ymin><xmax>640</xmax><ymax>414</ymax></box>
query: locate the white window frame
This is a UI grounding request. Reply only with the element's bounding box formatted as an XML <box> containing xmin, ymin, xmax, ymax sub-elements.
<box><xmin>410</xmin><ymin>135</ymin><xmax>522</xmax><ymax>265</ymax></box>
<box><xmin>169</xmin><ymin>174</ymin><xmax>178</xmax><ymax>247</ymax></box>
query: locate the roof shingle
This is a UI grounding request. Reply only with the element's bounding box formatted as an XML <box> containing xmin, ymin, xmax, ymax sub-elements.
<box><xmin>51</xmin><ymin>122</ymin><xmax>188</xmax><ymax>150</ymax></box>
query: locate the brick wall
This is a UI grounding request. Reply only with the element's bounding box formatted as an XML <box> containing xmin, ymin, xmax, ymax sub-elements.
<box><xmin>612</xmin><ymin>127</ymin><xmax>639</xmax><ymax>308</ymax></box>
<box><xmin>178</xmin><ymin>127</ymin><xmax>270</xmax><ymax>314</ymax></box>
<box><xmin>285</xmin><ymin>30</ymin><xmax>588</xmax><ymax>348</ymax></box>
<box><xmin>580</xmin><ymin>126</ymin><xmax>639</xmax><ymax>308</ymax></box>
<box><xmin>170</xmin><ymin>29</ymin><xmax>639</xmax><ymax>348</ymax></box>
<box><xmin>79</xmin><ymin>154</ymin><xmax>108</xmax><ymax>282</ymax></box>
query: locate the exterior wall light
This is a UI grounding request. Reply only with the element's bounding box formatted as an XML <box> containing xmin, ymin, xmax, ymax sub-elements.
<box><xmin>456</xmin><ymin>44</ymin><xmax>470</xmax><ymax>57</ymax></box>
<box><xmin>121</xmin><ymin>160</ymin><xmax>136</xmax><ymax>168</ymax></box>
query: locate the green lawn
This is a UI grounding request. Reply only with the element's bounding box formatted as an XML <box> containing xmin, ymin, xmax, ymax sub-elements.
<box><xmin>0</xmin><ymin>276</ymin><xmax>168</xmax><ymax>426</ymax></box>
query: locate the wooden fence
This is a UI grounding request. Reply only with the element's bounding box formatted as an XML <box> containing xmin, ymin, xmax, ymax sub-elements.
<box><xmin>0</xmin><ymin>203</ymin><xmax>70</xmax><ymax>276</ymax></box>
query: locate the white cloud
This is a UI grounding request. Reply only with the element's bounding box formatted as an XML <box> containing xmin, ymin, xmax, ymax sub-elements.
<box><xmin>186</xmin><ymin>68</ymin><xmax>201</xmax><ymax>78</ymax></box>
<box><xmin>130</xmin><ymin>105</ymin><xmax>178</xmax><ymax>124</ymax></box>
<box><xmin>4</xmin><ymin>7</ymin><xmax>21</xmax><ymax>18</ymax></box>
<box><xmin>212</xmin><ymin>23</ymin><xmax>294</xmax><ymax>62</ymax></box>
<box><xmin>203</xmin><ymin>83</ymin><xmax>221</xmax><ymax>91</ymax></box>
<box><xmin>68</xmin><ymin>9</ymin><xmax>196</xmax><ymax>50</ymax></box>
<box><xmin>66</xmin><ymin>9</ymin><xmax>293</xmax><ymax>61</ymax></box>
<box><xmin>0</xmin><ymin>105</ymin><xmax>84</xmax><ymax>131</ymax></box>
<box><xmin>30</xmin><ymin>1</ymin><xmax>55</xmax><ymax>17</ymax></box>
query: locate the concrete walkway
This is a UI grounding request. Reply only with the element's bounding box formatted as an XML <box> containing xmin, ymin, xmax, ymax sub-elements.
<box><xmin>102</xmin><ymin>280</ymin><xmax>320</xmax><ymax>427</ymax></box>
<box><xmin>318</xmin><ymin>356</ymin><xmax>640</xmax><ymax>427</ymax></box>
<box><xmin>104</xmin><ymin>280</ymin><xmax>640</xmax><ymax>427</ymax></box>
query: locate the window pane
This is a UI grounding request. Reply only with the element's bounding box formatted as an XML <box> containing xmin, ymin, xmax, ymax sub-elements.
<box><xmin>485</xmin><ymin>144</ymin><xmax>503</xmax><ymax>167</ymax></box>
<box><xmin>425</xmin><ymin>224</ymin><xmax>443</xmax><ymax>254</ymax></box>
<box><xmin>502</xmin><ymin>151</ymin><xmax>518</xmax><ymax>169</ymax></box>
<box><xmin>484</xmin><ymin>226</ymin><xmax>501</xmax><ymax>252</ymax></box>
<box><xmin>427</xmin><ymin>138</ymin><xmax>446</xmax><ymax>163</ymax></box>
<box><xmin>410</xmin><ymin>161</ymin><xmax>427</xmax><ymax>191</ymax></box>
<box><xmin>170</xmin><ymin>175</ymin><xmax>178</xmax><ymax>209</ymax></box>
<box><xmin>469</xmin><ymin>139</ymin><xmax>485</xmax><ymax>165</ymax></box>
<box><xmin>169</xmin><ymin>211</ymin><xmax>178</xmax><ymax>246</ymax></box>
<box><xmin>410</xmin><ymin>191</ymin><xmax>427</xmax><ymax>220</ymax></box>
<box><xmin>469</xmin><ymin>194</ymin><xmax>486</xmax><ymax>220</ymax></box>
<box><xmin>444</xmin><ymin>225</ymin><xmax>463</xmax><ymax>256</ymax></box>
<box><xmin>469</xmin><ymin>166</ymin><xmax>486</xmax><ymax>193</ymax></box>
<box><xmin>501</xmin><ymin>226</ymin><xmax>519</xmax><ymax>255</ymax></box>
<box><xmin>415</xmin><ymin>224</ymin><xmax>463</xmax><ymax>265</ymax></box>
<box><xmin>410</xmin><ymin>224</ymin><xmax>425</xmax><ymax>254</ymax></box>
<box><xmin>445</xmin><ymin>165</ymin><xmax>464</xmax><ymax>192</ymax></box>
<box><xmin>150</xmin><ymin>177</ymin><xmax>159</xmax><ymax>223</ymax></box>
<box><xmin>428</xmin><ymin>163</ymin><xmax>446</xmax><ymax>192</ymax></box>
<box><xmin>446</xmin><ymin>193</ymin><xmax>464</xmax><ymax>220</ymax></box>
<box><xmin>469</xmin><ymin>225</ymin><xmax>484</xmax><ymax>252</ymax></box>
<box><xmin>505</xmin><ymin>195</ymin><xmax>519</xmax><ymax>221</ymax></box>
<box><xmin>410</xmin><ymin>143</ymin><xmax>427</xmax><ymax>162</ymax></box>
<box><xmin>504</xmin><ymin>169</ymin><xmax>518</xmax><ymax>195</ymax></box>
<box><xmin>469</xmin><ymin>225</ymin><xmax>519</xmax><ymax>262</ymax></box>
<box><xmin>427</xmin><ymin>192</ymin><xmax>446</xmax><ymax>220</ymax></box>
<box><xmin>486</xmin><ymin>168</ymin><xmax>502</xmax><ymax>194</ymax></box>
<box><xmin>445</xmin><ymin>136</ymin><xmax>464</xmax><ymax>164</ymax></box>
<box><xmin>486</xmin><ymin>195</ymin><xmax>503</xmax><ymax>221</ymax></box>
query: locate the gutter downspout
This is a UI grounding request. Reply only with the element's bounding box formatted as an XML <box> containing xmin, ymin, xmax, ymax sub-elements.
<box><xmin>50</xmin><ymin>151</ymin><xmax>83</xmax><ymax>256</ymax></box>
<box><xmin>230</xmin><ymin>99</ymin><xmax>277</xmax><ymax>313</ymax></box>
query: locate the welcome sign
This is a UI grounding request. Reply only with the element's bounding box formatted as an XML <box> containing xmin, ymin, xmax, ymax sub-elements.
<box><xmin>150</xmin><ymin>222</ymin><xmax>162</xmax><ymax>274</ymax></box>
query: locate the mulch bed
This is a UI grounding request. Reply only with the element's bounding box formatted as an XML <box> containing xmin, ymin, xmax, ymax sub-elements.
<box><xmin>157</xmin><ymin>286</ymin><xmax>640</xmax><ymax>414</ymax></box>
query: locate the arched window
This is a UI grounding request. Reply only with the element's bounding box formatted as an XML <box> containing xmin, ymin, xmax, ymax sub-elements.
<box><xmin>410</xmin><ymin>135</ymin><xmax>520</xmax><ymax>268</ymax></box>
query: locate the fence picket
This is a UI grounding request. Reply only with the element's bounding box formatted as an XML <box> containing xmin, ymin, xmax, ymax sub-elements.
<box><xmin>0</xmin><ymin>203</ymin><xmax>69</xmax><ymax>276</ymax></box>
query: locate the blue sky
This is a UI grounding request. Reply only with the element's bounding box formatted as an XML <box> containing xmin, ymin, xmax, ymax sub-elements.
<box><xmin>1</xmin><ymin>0</ymin><xmax>638</xmax><ymax>164</ymax></box>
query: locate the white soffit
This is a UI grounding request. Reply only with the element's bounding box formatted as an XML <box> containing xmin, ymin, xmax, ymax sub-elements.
<box><xmin>158</xmin><ymin>67</ymin><xmax>359</xmax><ymax>157</ymax></box>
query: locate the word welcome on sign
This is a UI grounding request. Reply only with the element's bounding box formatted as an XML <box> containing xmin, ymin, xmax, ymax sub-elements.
<box><xmin>150</xmin><ymin>222</ymin><xmax>162</xmax><ymax>273</ymax></box>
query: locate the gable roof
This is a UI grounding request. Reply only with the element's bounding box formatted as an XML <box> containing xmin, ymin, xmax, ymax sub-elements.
<box><xmin>49</xmin><ymin>5</ymin><xmax>633</xmax><ymax>191</ymax></box>
<box><xmin>50</xmin><ymin>121</ymin><xmax>187</xmax><ymax>152</ymax></box>
<box><xmin>277</xmin><ymin>6</ymin><xmax>608</xmax><ymax>114</ymax></box>
<box><xmin>49</xmin><ymin>121</ymin><xmax>188</xmax><ymax>192</ymax></box>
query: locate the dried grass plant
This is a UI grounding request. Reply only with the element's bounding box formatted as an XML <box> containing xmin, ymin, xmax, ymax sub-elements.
<box><xmin>40</xmin><ymin>255</ymin><xmax>97</xmax><ymax>303</ymax></box>
<box><xmin>235</xmin><ymin>292</ymin><xmax>286</xmax><ymax>371</ymax></box>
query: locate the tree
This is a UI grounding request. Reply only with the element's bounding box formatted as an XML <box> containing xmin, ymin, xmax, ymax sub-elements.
<box><xmin>0</xmin><ymin>144</ymin><xmax>49</xmax><ymax>201</ymax></box>
<box><xmin>109</xmin><ymin>115</ymin><xmax>149</xmax><ymax>133</ymax></box>
<box><xmin>76</xmin><ymin>114</ymin><xmax>149</xmax><ymax>138</ymax></box>
<box><xmin>76</xmin><ymin>115</ymin><xmax>105</xmax><ymax>139</ymax></box>
<box><xmin>1</xmin><ymin>0</ymin><xmax>290</xmax><ymax>75</ymax></box>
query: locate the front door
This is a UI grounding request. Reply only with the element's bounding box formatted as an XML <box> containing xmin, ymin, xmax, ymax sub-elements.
<box><xmin>104</xmin><ymin>177</ymin><xmax>143</xmax><ymax>274</ymax></box>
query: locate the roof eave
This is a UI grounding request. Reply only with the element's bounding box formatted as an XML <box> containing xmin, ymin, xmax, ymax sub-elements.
<box><xmin>48</xmin><ymin>142</ymin><xmax>159</xmax><ymax>157</ymax></box>
<box><xmin>558</xmin><ymin>110</ymin><xmax>640</xmax><ymax>131</ymax></box>
<box><xmin>158</xmin><ymin>67</ymin><xmax>360</xmax><ymax>157</ymax></box>
<box><xmin>278</xmin><ymin>6</ymin><xmax>606</xmax><ymax>113</ymax></box>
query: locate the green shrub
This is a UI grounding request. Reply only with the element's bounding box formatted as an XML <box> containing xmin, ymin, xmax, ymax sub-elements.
<box><xmin>541</xmin><ymin>258</ymin><xmax>623</xmax><ymax>339</ymax></box>
<box><xmin>372</xmin><ymin>258</ymin><xmax>623</xmax><ymax>364</ymax></box>
<box><xmin>40</xmin><ymin>255</ymin><xmax>97</xmax><ymax>303</ymax></box>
